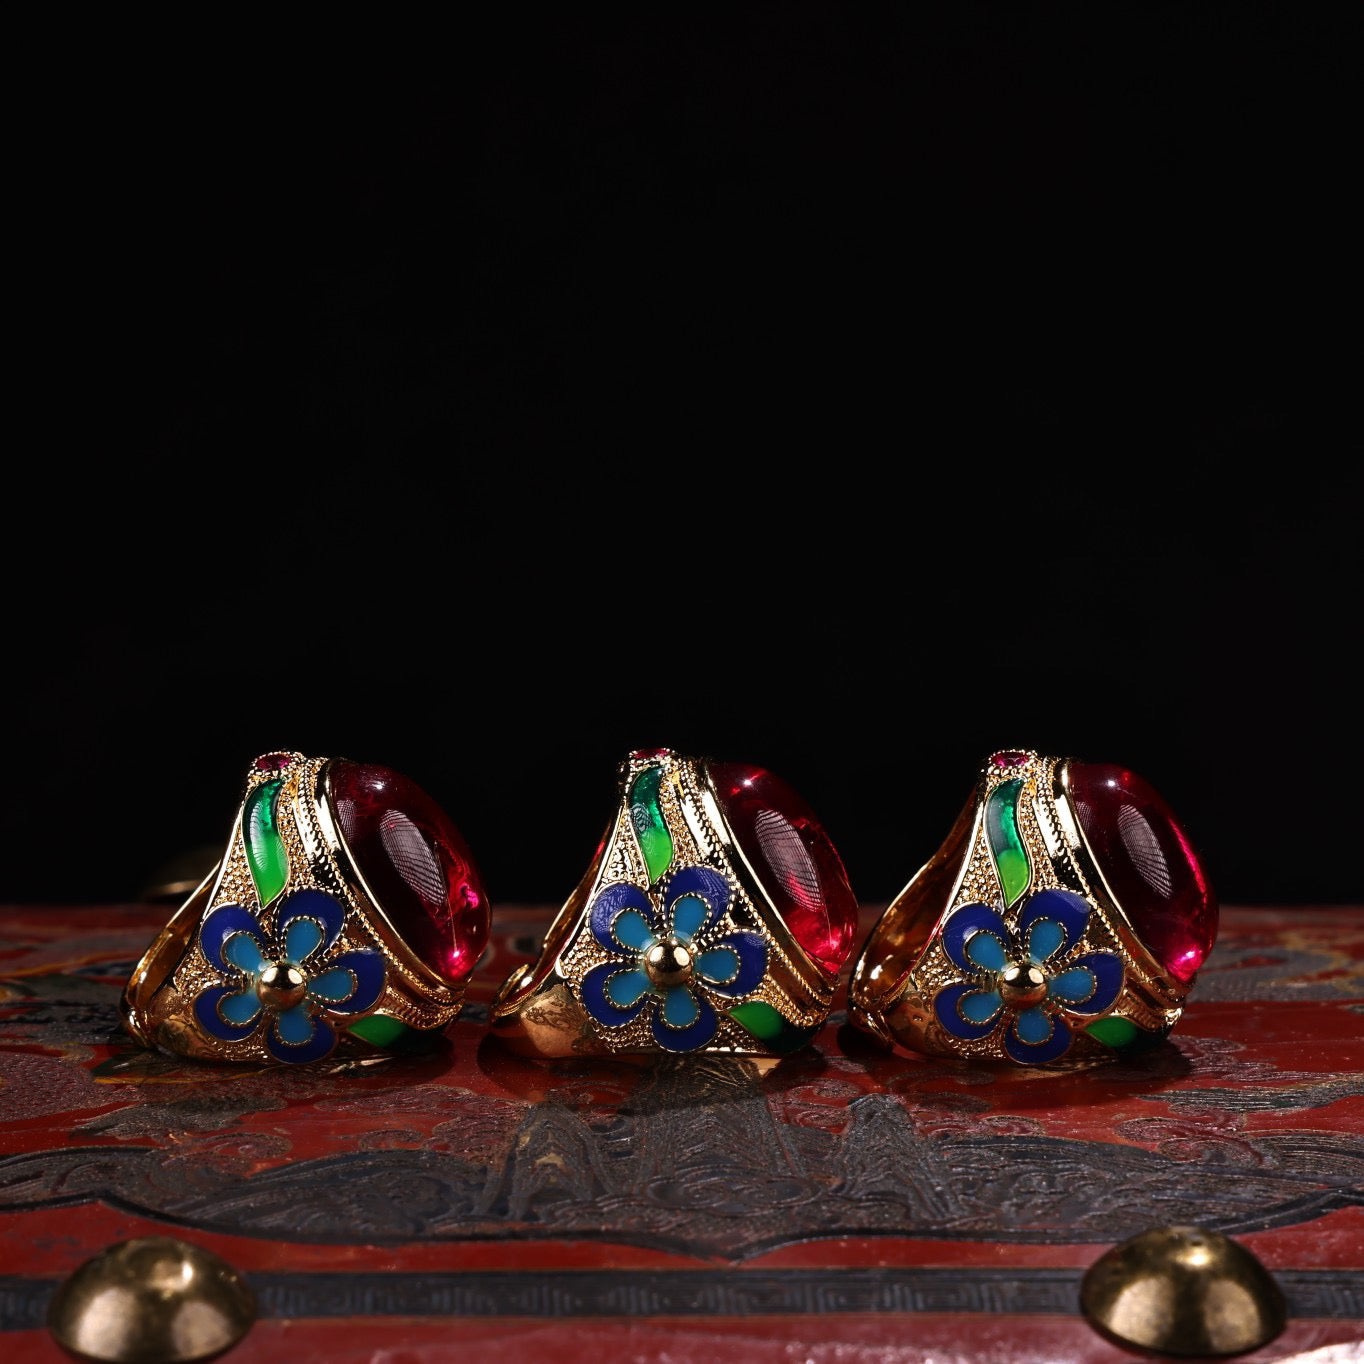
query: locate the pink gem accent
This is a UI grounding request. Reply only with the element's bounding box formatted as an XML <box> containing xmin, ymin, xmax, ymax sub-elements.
<box><xmin>329</xmin><ymin>760</ymin><xmax>490</xmax><ymax>984</ymax></box>
<box><xmin>254</xmin><ymin>752</ymin><xmax>293</xmax><ymax>771</ymax></box>
<box><xmin>1068</xmin><ymin>761</ymin><xmax>1218</xmax><ymax>985</ymax></box>
<box><xmin>990</xmin><ymin>751</ymin><xmax>1031</xmax><ymax>768</ymax></box>
<box><xmin>708</xmin><ymin>761</ymin><xmax>859</xmax><ymax>974</ymax></box>
<box><xmin>630</xmin><ymin>747</ymin><xmax>673</xmax><ymax>762</ymax></box>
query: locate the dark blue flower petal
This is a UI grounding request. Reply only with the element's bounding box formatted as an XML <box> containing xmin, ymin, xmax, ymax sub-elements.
<box><xmin>309</xmin><ymin>948</ymin><xmax>385</xmax><ymax>1015</ymax></box>
<box><xmin>941</xmin><ymin>904</ymin><xmax>1010</xmax><ymax>974</ymax></box>
<box><xmin>275</xmin><ymin>890</ymin><xmax>345</xmax><ymax>959</ymax></box>
<box><xmin>264</xmin><ymin>1008</ymin><xmax>336</xmax><ymax>1063</ymax></box>
<box><xmin>699</xmin><ymin>931</ymin><xmax>766</xmax><ymax>997</ymax></box>
<box><xmin>1051</xmin><ymin>951</ymin><xmax>1124</xmax><ymax>1015</ymax></box>
<box><xmin>200</xmin><ymin>904</ymin><xmax>267</xmax><ymax>974</ymax></box>
<box><xmin>650</xmin><ymin>988</ymin><xmax>718</xmax><ymax>1052</ymax></box>
<box><xmin>193</xmin><ymin>983</ymin><xmax>263</xmax><ymax>1041</ymax></box>
<box><xmin>934</xmin><ymin>982</ymin><xmax>1003</xmax><ymax>1039</ymax></box>
<box><xmin>588</xmin><ymin>884</ymin><xmax>657</xmax><ymax>952</ymax></box>
<box><xmin>662</xmin><ymin>866</ymin><xmax>731</xmax><ymax>936</ymax></box>
<box><xmin>1004</xmin><ymin>1008</ymin><xmax>1073</xmax><ymax>1063</ymax></box>
<box><xmin>1017</xmin><ymin>890</ymin><xmax>1092</xmax><ymax>963</ymax></box>
<box><xmin>581</xmin><ymin>960</ymin><xmax>650</xmax><ymax>1027</ymax></box>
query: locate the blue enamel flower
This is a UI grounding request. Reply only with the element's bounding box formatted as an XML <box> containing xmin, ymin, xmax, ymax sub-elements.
<box><xmin>193</xmin><ymin>889</ymin><xmax>385</xmax><ymax>1063</ymax></box>
<box><xmin>581</xmin><ymin>866</ymin><xmax>767</xmax><ymax>1052</ymax></box>
<box><xmin>933</xmin><ymin>889</ymin><xmax>1123</xmax><ymax>1063</ymax></box>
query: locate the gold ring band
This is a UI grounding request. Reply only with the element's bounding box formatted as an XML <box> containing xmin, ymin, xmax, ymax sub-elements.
<box><xmin>491</xmin><ymin>747</ymin><xmax>859</xmax><ymax>1058</ymax></box>
<box><xmin>849</xmin><ymin>749</ymin><xmax>1217</xmax><ymax>1064</ymax></box>
<box><xmin>122</xmin><ymin>751</ymin><xmax>489</xmax><ymax>1063</ymax></box>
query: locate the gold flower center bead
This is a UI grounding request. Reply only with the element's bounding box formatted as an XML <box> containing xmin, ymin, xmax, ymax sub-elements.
<box><xmin>999</xmin><ymin>962</ymin><xmax>1047</xmax><ymax>1009</ymax></box>
<box><xmin>644</xmin><ymin>940</ymin><xmax>695</xmax><ymax>988</ymax></box>
<box><xmin>256</xmin><ymin>963</ymin><xmax>307</xmax><ymax>1010</ymax></box>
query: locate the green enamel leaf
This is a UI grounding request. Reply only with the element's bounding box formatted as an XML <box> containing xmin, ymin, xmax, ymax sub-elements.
<box><xmin>628</xmin><ymin>765</ymin><xmax>673</xmax><ymax>884</ymax></box>
<box><xmin>985</xmin><ymin>779</ymin><xmax>1031</xmax><ymax>908</ymax></box>
<box><xmin>730</xmin><ymin>1001</ymin><xmax>820</xmax><ymax>1054</ymax></box>
<box><xmin>350</xmin><ymin>1014</ymin><xmax>412</xmax><ymax>1047</ymax></box>
<box><xmin>730</xmin><ymin>1000</ymin><xmax>785</xmax><ymax>1039</ymax></box>
<box><xmin>1086</xmin><ymin>1016</ymin><xmax>1138</xmax><ymax>1048</ymax></box>
<box><xmin>243</xmin><ymin>778</ymin><xmax>289</xmax><ymax>906</ymax></box>
<box><xmin>1085</xmin><ymin>1016</ymin><xmax>1172</xmax><ymax>1054</ymax></box>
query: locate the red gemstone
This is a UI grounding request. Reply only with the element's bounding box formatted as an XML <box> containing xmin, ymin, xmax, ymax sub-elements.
<box><xmin>1067</xmin><ymin>761</ymin><xmax>1218</xmax><ymax>984</ymax></box>
<box><xmin>707</xmin><ymin>761</ymin><xmax>859</xmax><ymax>974</ymax></box>
<box><xmin>254</xmin><ymin>752</ymin><xmax>293</xmax><ymax>771</ymax></box>
<box><xmin>327</xmin><ymin>760</ymin><xmax>490</xmax><ymax>984</ymax></box>
<box><xmin>991</xmin><ymin>751</ymin><xmax>1031</xmax><ymax>768</ymax></box>
<box><xmin>629</xmin><ymin>747</ymin><xmax>673</xmax><ymax>762</ymax></box>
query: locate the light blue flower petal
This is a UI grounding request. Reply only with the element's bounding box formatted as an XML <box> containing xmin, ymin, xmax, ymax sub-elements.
<box><xmin>960</xmin><ymin>988</ymin><xmax>1004</xmax><ymax>1025</ymax></box>
<box><xmin>650</xmin><ymin>991</ymin><xmax>718</xmax><ymax>1052</ymax></box>
<box><xmin>965</xmin><ymin>931</ymin><xmax>1007</xmax><ymax>972</ymax></box>
<box><xmin>1048</xmin><ymin>967</ymin><xmax>1097</xmax><ymax>1004</ymax></box>
<box><xmin>588</xmin><ymin>883</ymin><xmax>657</xmax><ymax>952</ymax></box>
<box><xmin>284</xmin><ymin>917</ymin><xmax>324</xmax><ymax>964</ymax></box>
<box><xmin>275</xmin><ymin>1003</ymin><xmax>315</xmax><ymax>1045</ymax></box>
<box><xmin>1056</xmin><ymin>952</ymin><xmax>1124</xmax><ymax>1016</ymax></box>
<box><xmin>1026</xmin><ymin>919</ymin><xmax>1065</xmax><ymax>965</ymax></box>
<box><xmin>671</xmin><ymin>894</ymin><xmax>708</xmax><ymax>942</ymax></box>
<box><xmin>582</xmin><ymin>962</ymin><xmax>648</xmax><ymax>1027</ymax></box>
<box><xmin>309</xmin><ymin>967</ymin><xmax>357</xmax><ymax>1002</ymax></box>
<box><xmin>696</xmin><ymin>947</ymin><xmax>740</xmax><ymax>986</ymax></box>
<box><xmin>612</xmin><ymin>909</ymin><xmax>656</xmax><ymax>953</ymax></box>
<box><xmin>1005</xmin><ymin>1009</ymin><xmax>1072</xmax><ymax>1063</ymax></box>
<box><xmin>219</xmin><ymin>986</ymin><xmax>262</xmax><ymax>1026</ymax></box>
<box><xmin>942</xmin><ymin>904</ymin><xmax>1010</xmax><ymax>974</ymax></box>
<box><xmin>934</xmin><ymin>982</ymin><xmax>1000</xmax><ymax>1040</ymax></box>
<box><xmin>663</xmin><ymin>868</ymin><xmax>730</xmax><ymax>935</ymax></box>
<box><xmin>702</xmin><ymin>932</ymin><xmax>767</xmax><ymax>998</ymax></box>
<box><xmin>1018</xmin><ymin>890</ymin><xmax>1091</xmax><ymax>963</ymax></box>
<box><xmin>1015</xmin><ymin>1005</ymin><xmax>1053</xmax><ymax>1045</ymax></box>
<box><xmin>194</xmin><ymin>985</ymin><xmax>259</xmax><ymax>1041</ymax></box>
<box><xmin>265</xmin><ymin>1012</ymin><xmax>334</xmax><ymax>1063</ymax></box>
<box><xmin>607</xmin><ymin>968</ymin><xmax>651</xmax><ymax>1009</ymax></box>
<box><xmin>312</xmin><ymin>949</ymin><xmax>384</xmax><ymax>1015</ymax></box>
<box><xmin>274</xmin><ymin>891</ymin><xmax>345</xmax><ymax>957</ymax></box>
<box><xmin>224</xmin><ymin>932</ymin><xmax>267</xmax><ymax>975</ymax></box>
<box><xmin>662</xmin><ymin>985</ymin><xmax>700</xmax><ymax>1029</ymax></box>
<box><xmin>199</xmin><ymin>905</ymin><xmax>265</xmax><ymax>975</ymax></box>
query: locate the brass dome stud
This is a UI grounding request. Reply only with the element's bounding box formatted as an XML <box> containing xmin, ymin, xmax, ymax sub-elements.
<box><xmin>47</xmin><ymin>1236</ymin><xmax>256</xmax><ymax>1363</ymax></box>
<box><xmin>643</xmin><ymin>940</ymin><xmax>696</xmax><ymax>988</ymax></box>
<box><xmin>1080</xmin><ymin>1224</ymin><xmax>1287</xmax><ymax>1357</ymax></box>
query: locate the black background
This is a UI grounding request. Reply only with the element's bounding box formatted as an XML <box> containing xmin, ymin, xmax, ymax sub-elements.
<box><xmin>7</xmin><ymin>8</ymin><xmax>1354</xmax><ymax>911</ymax></box>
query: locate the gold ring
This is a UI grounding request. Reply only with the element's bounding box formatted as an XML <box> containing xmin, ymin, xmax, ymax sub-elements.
<box><xmin>848</xmin><ymin>749</ymin><xmax>1218</xmax><ymax>1063</ymax></box>
<box><xmin>122</xmin><ymin>751</ymin><xmax>490</xmax><ymax>1063</ymax></box>
<box><xmin>490</xmin><ymin>747</ymin><xmax>859</xmax><ymax>1058</ymax></box>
